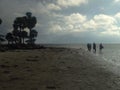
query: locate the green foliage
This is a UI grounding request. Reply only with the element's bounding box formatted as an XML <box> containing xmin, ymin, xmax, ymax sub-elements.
<box><xmin>25</xmin><ymin>12</ymin><xmax>37</xmax><ymax>44</ymax></box>
<box><xmin>6</xmin><ymin>12</ymin><xmax>37</xmax><ymax>45</ymax></box>
<box><xmin>30</xmin><ymin>29</ymin><xmax>38</xmax><ymax>38</ymax></box>
<box><xmin>5</xmin><ymin>33</ymin><xmax>14</xmax><ymax>44</ymax></box>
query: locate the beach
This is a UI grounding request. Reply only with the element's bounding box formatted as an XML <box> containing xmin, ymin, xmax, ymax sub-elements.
<box><xmin>0</xmin><ymin>47</ymin><xmax>120</xmax><ymax>90</ymax></box>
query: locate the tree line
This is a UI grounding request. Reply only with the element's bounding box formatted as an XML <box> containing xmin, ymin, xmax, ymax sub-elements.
<box><xmin>0</xmin><ymin>12</ymin><xmax>38</xmax><ymax>47</ymax></box>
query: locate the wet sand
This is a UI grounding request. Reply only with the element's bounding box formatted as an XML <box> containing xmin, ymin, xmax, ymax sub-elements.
<box><xmin>0</xmin><ymin>48</ymin><xmax>120</xmax><ymax>90</ymax></box>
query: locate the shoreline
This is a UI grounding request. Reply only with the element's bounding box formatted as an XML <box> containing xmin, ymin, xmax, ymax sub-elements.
<box><xmin>0</xmin><ymin>47</ymin><xmax>120</xmax><ymax>90</ymax></box>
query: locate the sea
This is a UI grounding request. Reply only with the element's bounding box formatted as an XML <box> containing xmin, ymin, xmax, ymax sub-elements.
<box><xmin>43</xmin><ymin>44</ymin><xmax>120</xmax><ymax>66</ymax></box>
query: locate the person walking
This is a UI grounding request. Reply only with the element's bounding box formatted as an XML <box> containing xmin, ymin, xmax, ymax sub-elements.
<box><xmin>93</xmin><ymin>43</ymin><xmax>96</xmax><ymax>53</ymax></box>
<box><xmin>99</xmin><ymin>43</ymin><xmax>104</xmax><ymax>53</ymax></box>
<box><xmin>87</xmin><ymin>43</ymin><xmax>91</xmax><ymax>51</ymax></box>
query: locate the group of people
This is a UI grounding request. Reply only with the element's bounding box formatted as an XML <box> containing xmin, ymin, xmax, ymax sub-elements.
<box><xmin>87</xmin><ymin>43</ymin><xmax>104</xmax><ymax>53</ymax></box>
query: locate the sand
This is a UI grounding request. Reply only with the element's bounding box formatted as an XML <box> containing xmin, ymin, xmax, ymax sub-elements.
<box><xmin>0</xmin><ymin>47</ymin><xmax>120</xmax><ymax>90</ymax></box>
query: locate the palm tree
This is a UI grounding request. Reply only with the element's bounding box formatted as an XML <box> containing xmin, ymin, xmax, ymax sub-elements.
<box><xmin>5</xmin><ymin>33</ymin><xmax>14</xmax><ymax>45</ymax></box>
<box><xmin>30</xmin><ymin>29</ymin><xmax>38</xmax><ymax>44</ymax></box>
<box><xmin>0</xmin><ymin>19</ymin><xmax>5</xmax><ymax>47</ymax></box>
<box><xmin>13</xmin><ymin>17</ymin><xmax>26</xmax><ymax>44</ymax></box>
<box><xmin>30</xmin><ymin>29</ymin><xmax>37</xmax><ymax>37</ymax></box>
<box><xmin>12</xmin><ymin>12</ymin><xmax>37</xmax><ymax>45</ymax></box>
<box><xmin>0</xmin><ymin>35</ymin><xmax>5</xmax><ymax>45</ymax></box>
<box><xmin>25</xmin><ymin>12</ymin><xmax>37</xmax><ymax>44</ymax></box>
<box><xmin>21</xmin><ymin>31</ymin><xmax>28</xmax><ymax>44</ymax></box>
<box><xmin>12</xmin><ymin>30</ymin><xmax>19</xmax><ymax>44</ymax></box>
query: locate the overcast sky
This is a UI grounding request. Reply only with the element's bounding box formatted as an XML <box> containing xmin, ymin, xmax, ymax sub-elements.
<box><xmin>1</xmin><ymin>0</ymin><xmax>120</xmax><ymax>44</ymax></box>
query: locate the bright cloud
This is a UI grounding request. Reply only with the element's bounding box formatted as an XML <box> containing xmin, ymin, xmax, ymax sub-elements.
<box><xmin>57</xmin><ymin>0</ymin><xmax>88</xmax><ymax>8</ymax></box>
<box><xmin>44</xmin><ymin>13</ymin><xmax>87</xmax><ymax>33</ymax></box>
<box><xmin>49</xmin><ymin>13</ymin><xmax>120</xmax><ymax>36</ymax></box>
<box><xmin>93</xmin><ymin>14</ymin><xmax>116</xmax><ymax>25</ymax></box>
<box><xmin>83</xmin><ymin>14</ymin><xmax>119</xmax><ymax>35</ymax></box>
<box><xmin>115</xmin><ymin>12</ymin><xmax>120</xmax><ymax>19</ymax></box>
<box><xmin>114</xmin><ymin>0</ymin><xmax>120</xmax><ymax>2</ymax></box>
<box><xmin>46</xmin><ymin>3</ymin><xmax>61</xmax><ymax>11</ymax></box>
<box><xmin>64</xmin><ymin>13</ymin><xmax>87</xmax><ymax>24</ymax></box>
<box><xmin>61</xmin><ymin>13</ymin><xmax>87</xmax><ymax>32</ymax></box>
<box><xmin>83</xmin><ymin>20</ymin><xmax>97</xmax><ymax>30</ymax></box>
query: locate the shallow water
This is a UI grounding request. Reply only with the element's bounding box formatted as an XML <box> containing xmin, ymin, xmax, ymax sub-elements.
<box><xmin>43</xmin><ymin>44</ymin><xmax>120</xmax><ymax>66</ymax></box>
<box><xmin>100</xmin><ymin>44</ymin><xmax>120</xmax><ymax>66</ymax></box>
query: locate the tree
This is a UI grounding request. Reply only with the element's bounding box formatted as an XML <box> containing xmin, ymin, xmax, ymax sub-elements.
<box><xmin>0</xmin><ymin>35</ymin><xmax>5</xmax><ymax>45</ymax></box>
<box><xmin>12</xmin><ymin>12</ymin><xmax>37</xmax><ymax>45</ymax></box>
<box><xmin>12</xmin><ymin>30</ymin><xmax>19</xmax><ymax>44</ymax></box>
<box><xmin>13</xmin><ymin>17</ymin><xmax>26</xmax><ymax>44</ymax></box>
<box><xmin>30</xmin><ymin>29</ymin><xmax>38</xmax><ymax>44</ymax></box>
<box><xmin>25</xmin><ymin>12</ymin><xmax>37</xmax><ymax>44</ymax></box>
<box><xmin>21</xmin><ymin>31</ymin><xmax>28</xmax><ymax>44</ymax></box>
<box><xmin>6</xmin><ymin>33</ymin><xmax>14</xmax><ymax>45</ymax></box>
<box><xmin>0</xmin><ymin>19</ymin><xmax>5</xmax><ymax>45</ymax></box>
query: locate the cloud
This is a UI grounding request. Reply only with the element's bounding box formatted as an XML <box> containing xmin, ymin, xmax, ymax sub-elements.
<box><xmin>57</xmin><ymin>0</ymin><xmax>88</xmax><ymax>8</ymax></box>
<box><xmin>92</xmin><ymin>14</ymin><xmax>119</xmax><ymax>35</ymax></box>
<box><xmin>115</xmin><ymin>12</ymin><xmax>120</xmax><ymax>19</ymax></box>
<box><xmin>0</xmin><ymin>0</ymin><xmax>42</xmax><ymax>33</ymax></box>
<box><xmin>83</xmin><ymin>20</ymin><xmax>97</xmax><ymax>30</ymax></box>
<box><xmin>49</xmin><ymin>24</ymin><xmax>62</xmax><ymax>33</ymax></box>
<box><xmin>83</xmin><ymin>14</ymin><xmax>120</xmax><ymax>36</ymax></box>
<box><xmin>0</xmin><ymin>0</ymin><xmax>61</xmax><ymax>33</ymax></box>
<box><xmin>47</xmin><ymin>3</ymin><xmax>61</xmax><ymax>11</ymax></box>
<box><xmin>114</xmin><ymin>0</ymin><xmax>120</xmax><ymax>2</ymax></box>
<box><xmin>43</xmin><ymin>12</ymin><xmax>120</xmax><ymax>37</ymax></box>
<box><xmin>63</xmin><ymin>13</ymin><xmax>87</xmax><ymax>32</ymax></box>
<box><xmin>64</xmin><ymin>13</ymin><xmax>87</xmax><ymax>24</ymax></box>
<box><xmin>1</xmin><ymin>0</ymin><xmax>120</xmax><ymax>43</ymax></box>
<box><xmin>93</xmin><ymin>14</ymin><xmax>116</xmax><ymax>25</ymax></box>
<box><xmin>47</xmin><ymin>12</ymin><xmax>120</xmax><ymax>39</ymax></box>
<box><xmin>57</xmin><ymin>13</ymin><xmax>119</xmax><ymax>36</ymax></box>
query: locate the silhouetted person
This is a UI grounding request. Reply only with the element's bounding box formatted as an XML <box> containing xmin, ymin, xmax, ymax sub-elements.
<box><xmin>99</xmin><ymin>43</ymin><xmax>104</xmax><ymax>52</ymax></box>
<box><xmin>93</xmin><ymin>43</ymin><xmax>96</xmax><ymax>53</ymax></box>
<box><xmin>0</xmin><ymin>18</ymin><xmax>2</xmax><ymax>25</ymax></box>
<box><xmin>87</xmin><ymin>43</ymin><xmax>91</xmax><ymax>51</ymax></box>
<box><xmin>89</xmin><ymin>44</ymin><xmax>91</xmax><ymax>51</ymax></box>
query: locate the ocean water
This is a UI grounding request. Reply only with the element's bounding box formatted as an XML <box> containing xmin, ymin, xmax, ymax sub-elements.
<box><xmin>44</xmin><ymin>44</ymin><xmax>120</xmax><ymax>66</ymax></box>
<box><xmin>100</xmin><ymin>44</ymin><xmax>120</xmax><ymax>66</ymax></box>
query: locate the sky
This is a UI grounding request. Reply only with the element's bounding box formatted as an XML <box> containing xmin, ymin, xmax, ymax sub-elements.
<box><xmin>1</xmin><ymin>0</ymin><xmax>120</xmax><ymax>44</ymax></box>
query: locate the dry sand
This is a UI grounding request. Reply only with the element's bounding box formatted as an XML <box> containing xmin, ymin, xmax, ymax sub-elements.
<box><xmin>0</xmin><ymin>48</ymin><xmax>120</xmax><ymax>90</ymax></box>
